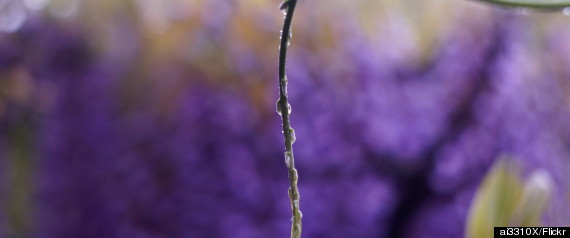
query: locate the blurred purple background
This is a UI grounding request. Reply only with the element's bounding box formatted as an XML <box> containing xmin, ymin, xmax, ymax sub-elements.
<box><xmin>1</xmin><ymin>0</ymin><xmax>570</xmax><ymax>237</ymax></box>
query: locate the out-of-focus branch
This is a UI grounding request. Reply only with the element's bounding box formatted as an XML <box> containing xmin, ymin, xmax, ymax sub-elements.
<box><xmin>277</xmin><ymin>0</ymin><xmax>302</xmax><ymax>238</ymax></box>
<box><xmin>476</xmin><ymin>0</ymin><xmax>570</xmax><ymax>9</ymax></box>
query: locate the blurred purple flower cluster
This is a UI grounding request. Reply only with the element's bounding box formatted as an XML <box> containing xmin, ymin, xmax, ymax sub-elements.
<box><xmin>1</xmin><ymin>1</ymin><xmax>570</xmax><ymax>238</ymax></box>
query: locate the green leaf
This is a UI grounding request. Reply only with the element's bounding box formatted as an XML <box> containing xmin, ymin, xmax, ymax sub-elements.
<box><xmin>466</xmin><ymin>158</ymin><xmax>524</xmax><ymax>238</ymax></box>
<box><xmin>466</xmin><ymin>157</ymin><xmax>553</xmax><ymax>238</ymax></box>
<box><xmin>511</xmin><ymin>170</ymin><xmax>552</xmax><ymax>227</ymax></box>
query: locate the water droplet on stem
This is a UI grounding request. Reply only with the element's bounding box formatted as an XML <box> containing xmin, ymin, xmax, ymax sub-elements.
<box><xmin>276</xmin><ymin>98</ymin><xmax>282</xmax><ymax>116</ymax></box>
<box><xmin>289</xmin><ymin>128</ymin><xmax>296</xmax><ymax>144</ymax></box>
<box><xmin>279</xmin><ymin>1</ymin><xmax>289</xmax><ymax>16</ymax></box>
<box><xmin>284</xmin><ymin>151</ymin><xmax>292</xmax><ymax>168</ymax></box>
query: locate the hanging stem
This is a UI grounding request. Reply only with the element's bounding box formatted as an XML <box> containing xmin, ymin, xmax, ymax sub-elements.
<box><xmin>277</xmin><ymin>0</ymin><xmax>302</xmax><ymax>238</ymax></box>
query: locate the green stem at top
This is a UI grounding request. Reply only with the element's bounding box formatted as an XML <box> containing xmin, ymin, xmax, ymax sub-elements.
<box><xmin>477</xmin><ymin>0</ymin><xmax>570</xmax><ymax>9</ymax></box>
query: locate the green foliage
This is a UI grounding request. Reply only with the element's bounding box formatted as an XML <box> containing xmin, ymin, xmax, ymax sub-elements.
<box><xmin>466</xmin><ymin>157</ymin><xmax>553</xmax><ymax>238</ymax></box>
